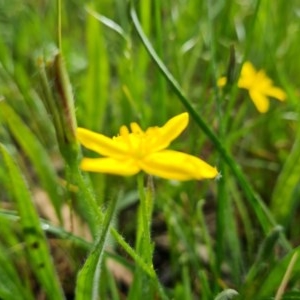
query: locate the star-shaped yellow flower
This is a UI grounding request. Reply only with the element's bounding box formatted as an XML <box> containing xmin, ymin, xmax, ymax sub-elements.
<box><xmin>238</xmin><ymin>62</ymin><xmax>286</xmax><ymax>113</ymax></box>
<box><xmin>76</xmin><ymin>113</ymin><xmax>218</xmax><ymax>181</ymax></box>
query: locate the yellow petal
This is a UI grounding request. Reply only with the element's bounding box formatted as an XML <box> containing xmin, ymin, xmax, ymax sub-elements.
<box><xmin>265</xmin><ymin>86</ymin><xmax>287</xmax><ymax>101</ymax></box>
<box><xmin>130</xmin><ymin>122</ymin><xmax>143</xmax><ymax>134</ymax></box>
<box><xmin>80</xmin><ymin>157</ymin><xmax>140</xmax><ymax>175</ymax></box>
<box><xmin>249</xmin><ymin>90</ymin><xmax>270</xmax><ymax>113</ymax></box>
<box><xmin>241</xmin><ymin>61</ymin><xmax>256</xmax><ymax>78</ymax></box>
<box><xmin>151</xmin><ymin>113</ymin><xmax>189</xmax><ymax>151</ymax></box>
<box><xmin>238</xmin><ymin>61</ymin><xmax>256</xmax><ymax>89</ymax></box>
<box><xmin>77</xmin><ymin>128</ymin><xmax>128</xmax><ymax>159</ymax></box>
<box><xmin>140</xmin><ymin>150</ymin><xmax>218</xmax><ymax>181</ymax></box>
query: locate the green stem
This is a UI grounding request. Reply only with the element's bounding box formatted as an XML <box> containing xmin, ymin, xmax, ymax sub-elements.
<box><xmin>70</xmin><ymin>162</ymin><xmax>103</xmax><ymax>236</ymax></box>
<box><xmin>110</xmin><ymin>227</ymin><xmax>168</xmax><ymax>300</ymax></box>
<box><xmin>57</xmin><ymin>0</ymin><xmax>62</xmax><ymax>50</ymax></box>
<box><xmin>137</xmin><ymin>173</ymin><xmax>153</xmax><ymax>262</ymax></box>
<box><xmin>197</xmin><ymin>201</ymin><xmax>217</xmax><ymax>278</ymax></box>
<box><xmin>110</xmin><ymin>228</ymin><xmax>154</xmax><ymax>278</ymax></box>
<box><xmin>92</xmin><ymin>193</ymin><xmax>118</xmax><ymax>299</ymax></box>
<box><xmin>128</xmin><ymin>173</ymin><xmax>155</xmax><ymax>299</ymax></box>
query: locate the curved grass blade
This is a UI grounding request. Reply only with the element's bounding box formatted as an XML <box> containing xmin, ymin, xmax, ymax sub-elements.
<box><xmin>0</xmin><ymin>144</ymin><xmax>64</xmax><ymax>299</ymax></box>
<box><xmin>214</xmin><ymin>289</ymin><xmax>239</xmax><ymax>300</ymax></box>
<box><xmin>0</xmin><ymin>101</ymin><xmax>62</xmax><ymax>220</ymax></box>
<box><xmin>85</xmin><ymin>6</ymin><xmax>127</xmax><ymax>39</ymax></box>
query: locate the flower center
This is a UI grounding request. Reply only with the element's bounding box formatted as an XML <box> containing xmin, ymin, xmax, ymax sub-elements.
<box><xmin>114</xmin><ymin>124</ymin><xmax>160</xmax><ymax>160</ymax></box>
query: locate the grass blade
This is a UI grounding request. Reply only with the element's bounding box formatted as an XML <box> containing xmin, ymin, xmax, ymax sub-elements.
<box><xmin>84</xmin><ymin>7</ymin><xmax>109</xmax><ymax>132</ymax></box>
<box><xmin>0</xmin><ymin>245</ymin><xmax>34</xmax><ymax>300</ymax></box>
<box><xmin>271</xmin><ymin>130</ymin><xmax>300</xmax><ymax>225</ymax></box>
<box><xmin>256</xmin><ymin>248</ymin><xmax>300</xmax><ymax>299</ymax></box>
<box><xmin>75</xmin><ymin>194</ymin><xmax>118</xmax><ymax>300</ymax></box>
<box><xmin>0</xmin><ymin>101</ymin><xmax>62</xmax><ymax>220</ymax></box>
<box><xmin>0</xmin><ymin>144</ymin><xmax>64</xmax><ymax>299</ymax></box>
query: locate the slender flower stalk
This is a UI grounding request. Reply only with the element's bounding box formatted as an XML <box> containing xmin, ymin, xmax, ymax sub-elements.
<box><xmin>76</xmin><ymin>113</ymin><xmax>218</xmax><ymax>180</ymax></box>
<box><xmin>218</xmin><ymin>61</ymin><xmax>287</xmax><ymax>113</ymax></box>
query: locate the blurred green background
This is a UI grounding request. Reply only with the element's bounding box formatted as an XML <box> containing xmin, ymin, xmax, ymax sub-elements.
<box><xmin>1</xmin><ymin>0</ymin><xmax>300</xmax><ymax>299</ymax></box>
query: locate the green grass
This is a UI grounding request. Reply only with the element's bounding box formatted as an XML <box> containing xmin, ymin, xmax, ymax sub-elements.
<box><xmin>1</xmin><ymin>0</ymin><xmax>300</xmax><ymax>299</ymax></box>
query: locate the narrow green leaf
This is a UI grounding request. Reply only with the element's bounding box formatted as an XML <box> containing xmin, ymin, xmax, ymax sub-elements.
<box><xmin>75</xmin><ymin>194</ymin><xmax>118</xmax><ymax>300</ymax></box>
<box><xmin>84</xmin><ymin>8</ymin><xmax>109</xmax><ymax>132</ymax></box>
<box><xmin>86</xmin><ymin>7</ymin><xmax>127</xmax><ymax>39</ymax></box>
<box><xmin>242</xmin><ymin>225</ymin><xmax>283</xmax><ymax>294</ymax></box>
<box><xmin>0</xmin><ymin>144</ymin><xmax>64</xmax><ymax>299</ymax></box>
<box><xmin>0</xmin><ymin>101</ymin><xmax>62</xmax><ymax>219</ymax></box>
<box><xmin>0</xmin><ymin>245</ymin><xmax>34</xmax><ymax>300</ymax></box>
<box><xmin>153</xmin><ymin>0</ymin><xmax>167</xmax><ymax>122</ymax></box>
<box><xmin>281</xmin><ymin>291</ymin><xmax>300</xmax><ymax>300</ymax></box>
<box><xmin>198</xmin><ymin>270</ymin><xmax>212</xmax><ymax>300</ymax></box>
<box><xmin>256</xmin><ymin>247</ymin><xmax>300</xmax><ymax>299</ymax></box>
<box><xmin>271</xmin><ymin>131</ymin><xmax>300</xmax><ymax>225</ymax></box>
<box><xmin>0</xmin><ymin>209</ymin><xmax>91</xmax><ymax>251</ymax></box>
<box><xmin>181</xmin><ymin>266</ymin><xmax>193</xmax><ymax>300</ymax></box>
<box><xmin>214</xmin><ymin>289</ymin><xmax>239</xmax><ymax>300</ymax></box>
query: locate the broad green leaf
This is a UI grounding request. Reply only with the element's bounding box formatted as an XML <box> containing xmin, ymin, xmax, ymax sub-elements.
<box><xmin>0</xmin><ymin>144</ymin><xmax>64</xmax><ymax>299</ymax></box>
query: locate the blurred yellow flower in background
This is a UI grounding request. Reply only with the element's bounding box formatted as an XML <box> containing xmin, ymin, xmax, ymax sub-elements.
<box><xmin>218</xmin><ymin>61</ymin><xmax>287</xmax><ymax>113</ymax></box>
<box><xmin>238</xmin><ymin>62</ymin><xmax>286</xmax><ymax>113</ymax></box>
<box><xmin>217</xmin><ymin>76</ymin><xmax>227</xmax><ymax>87</ymax></box>
<box><xmin>77</xmin><ymin>113</ymin><xmax>218</xmax><ymax>181</ymax></box>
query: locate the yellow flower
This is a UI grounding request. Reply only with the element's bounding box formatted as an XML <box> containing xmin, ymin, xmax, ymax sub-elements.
<box><xmin>238</xmin><ymin>61</ymin><xmax>286</xmax><ymax>113</ymax></box>
<box><xmin>217</xmin><ymin>76</ymin><xmax>227</xmax><ymax>88</ymax></box>
<box><xmin>76</xmin><ymin>113</ymin><xmax>218</xmax><ymax>181</ymax></box>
